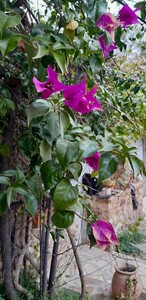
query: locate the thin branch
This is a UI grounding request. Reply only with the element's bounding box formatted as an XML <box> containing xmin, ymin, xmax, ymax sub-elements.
<box><xmin>13</xmin><ymin>245</ymin><xmax>33</xmax><ymax>299</ymax></box>
<box><xmin>48</xmin><ymin>230</ymin><xmax>60</xmax><ymax>300</ymax></box>
<box><xmin>67</xmin><ymin>228</ymin><xmax>86</xmax><ymax>300</ymax></box>
<box><xmin>25</xmin><ymin>251</ymin><xmax>40</xmax><ymax>274</ymax></box>
<box><xmin>42</xmin><ymin>198</ymin><xmax>53</xmax><ymax>296</ymax></box>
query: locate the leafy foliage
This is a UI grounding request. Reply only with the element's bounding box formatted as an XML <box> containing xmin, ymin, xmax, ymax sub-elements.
<box><xmin>116</xmin><ymin>229</ymin><xmax>146</xmax><ymax>256</ymax></box>
<box><xmin>0</xmin><ymin>0</ymin><xmax>145</xmax><ymax>298</ymax></box>
<box><xmin>0</xmin><ymin>0</ymin><xmax>145</xmax><ymax>227</ymax></box>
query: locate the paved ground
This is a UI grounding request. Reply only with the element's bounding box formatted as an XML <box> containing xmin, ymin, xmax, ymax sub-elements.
<box><xmin>61</xmin><ymin>244</ymin><xmax>146</xmax><ymax>299</ymax></box>
<box><xmin>58</xmin><ymin>197</ymin><xmax>146</xmax><ymax>299</ymax></box>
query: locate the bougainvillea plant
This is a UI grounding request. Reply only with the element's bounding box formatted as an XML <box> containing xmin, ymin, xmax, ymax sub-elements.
<box><xmin>0</xmin><ymin>0</ymin><xmax>145</xmax><ymax>299</ymax></box>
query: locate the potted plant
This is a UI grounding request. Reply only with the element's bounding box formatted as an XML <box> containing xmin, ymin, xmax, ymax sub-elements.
<box><xmin>112</xmin><ymin>263</ymin><xmax>142</xmax><ymax>300</ymax></box>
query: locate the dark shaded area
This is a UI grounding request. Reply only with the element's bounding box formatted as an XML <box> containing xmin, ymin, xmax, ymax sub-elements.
<box><xmin>82</xmin><ymin>173</ymin><xmax>103</xmax><ymax>196</ymax></box>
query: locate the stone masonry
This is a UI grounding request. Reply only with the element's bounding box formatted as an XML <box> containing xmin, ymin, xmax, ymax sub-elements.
<box><xmin>91</xmin><ymin>181</ymin><xmax>143</xmax><ymax>232</ymax></box>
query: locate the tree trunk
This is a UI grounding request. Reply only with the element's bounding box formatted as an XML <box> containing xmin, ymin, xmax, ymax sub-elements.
<box><xmin>0</xmin><ymin>77</ymin><xmax>21</xmax><ymax>299</ymax></box>
<box><xmin>0</xmin><ymin>213</ymin><xmax>18</xmax><ymax>300</ymax></box>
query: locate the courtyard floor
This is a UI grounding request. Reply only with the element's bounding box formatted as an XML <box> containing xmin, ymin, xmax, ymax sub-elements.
<box><xmin>57</xmin><ymin>197</ymin><xmax>146</xmax><ymax>299</ymax></box>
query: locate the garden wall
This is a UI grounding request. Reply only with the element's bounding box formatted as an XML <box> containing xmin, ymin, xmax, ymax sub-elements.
<box><xmin>91</xmin><ymin>181</ymin><xmax>143</xmax><ymax>232</ymax></box>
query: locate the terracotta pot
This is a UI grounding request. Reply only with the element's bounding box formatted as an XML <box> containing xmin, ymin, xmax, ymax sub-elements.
<box><xmin>112</xmin><ymin>264</ymin><xmax>142</xmax><ymax>300</ymax></box>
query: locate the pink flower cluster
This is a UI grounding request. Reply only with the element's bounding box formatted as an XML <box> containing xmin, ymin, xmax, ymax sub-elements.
<box><xmin>33</xmin><ymin>66</ymin><xmax>102</xmax><ymax>172</ymax></box>
<box><xmin>33</xmin><ymin>66</ymin><xmax>102</xmax><ymax>115</ymax></box>
<box><xmin>96</xmin><ymin>4</ymin><xmax>139</xmax><ymax>59</ymax></box>
<box><xmin>91</xmin><ymin>219</ymin><xmax>119</xmax><ymax>250</ymax></box>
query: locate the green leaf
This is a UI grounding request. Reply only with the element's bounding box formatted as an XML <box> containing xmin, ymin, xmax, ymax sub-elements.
<box><xmin>0</xmin><ymin>144</ymin><xmax>10</xmax><ymax>156</ymax></box>
<box><xmin>24</xmin><ymin>194</ymin><xmax>38</xmax><ymax>217</ymax></box>
<box><xmin>0</xmin><ymin>0</ymin><xmax>11</xmax><ymax>11</ymax></box>
<box><xmin>104</xmin><ymin>31</ymin><xmax>112</xmax><ymax>46</ymax></box>
<box><xmin>51</xmin><ymin>50</ymin><xmax>67</xmax><ymax>74</ymax></box>
<box><xmin>85</xmin><ymin>0</ymin><xmax>107</xmax><ymax>21</ymax></box>
<box><xmin>7</xmin><ymin>187</ymin><xmax>14</xmax><ymax>208</ymax></box>
<box><xmin>53</xmin><ymin>178</ymin><xmax>78</xmax><ymax>210</ymax></box>
<box><xmin>0</xmin><ymin>170</ymin><xmax>16</xmax><ymax>177</ymax></box>
<box><xmin>13</xmin><ymin>184</ymin><xmax>30</xmax><ymax>196</ymax></box>
<box><xmin>0</xmin><ymin>192</ymin><xmax>7</xmax><ymax>215</ymax></box>
<box><xmin>67</xmin><ymin>163</ymin><xmax>82</xmax><ymax>180</ymax></box>
<box><xmin>95</xmin><ymin>0</ymin><xmax>107</xmax><ymax>19</ymax></box>
<box><xmin>33</xmin><ymin>44</ymin><xmax>49</xmax><ymax>59</ymax></box>
<box><xmin>0</xmin><ymin>31</ymin><xmax>20</xmax><ymax>58</ymax></box>
<box><xmin>16</xmin><ymin>168</ymin><xmax>25</xmax><ymax>183</ymax></box>
<box><xmin>5</xmin><ymin>98</ymin><xmax>15</xmax><ymax>110</ymax></box>
<box><xmin>134</xmin><ymin>1</ymin><xmax>146</xmax><ymax>19</ymax></box>
<box><xmin>27</xmin><ymin>99</ymin><xmax>50</xmax><ymax>125</ymax></box>
<box><xmin>47</xmin><ymin>111</ymin><xmax>60</xmax><ymax>141</ymax></box>
<box><xmin>52</xmin><ymin>210</ymin><xmax>74</xmax><ymax>228</ymax></box>
<box><xmin>0</xmin><ymin>12</ymin><xmax>21</xmax><ymax>37</ymax></box>
<box><xmin>66</xmin><ymin>201</ymin><xmax>83</xmax><ymax>212</ymax></box>
<box><xmin>53</xmin><ymin>41</ymin><xmax>74</xmax><ymax>51</ymax></box>
<box><xmin>129</xmin><ymin>155</ymin><xmax>146</xmax><ymax>178</ymax></box>
<box><xmin>89</xmin><ymin>40</ymin><xmax>100</xmax><ymax>52</ymax></box>
<box><xmin>87</xmin><ymin>223</ymin><xmax>96</xmax><ymax>248</ymax></box>
<box><xmin>98</xmin><ymin>153</ymin><xmax>119</xmax><ymax>182</ymax></box>
<box><xmin>0</xmin><ymin>176</ymin><xmax>11</xmax><ymax>185</ymax></box>
<box><xmin>80</xmin><ymin>139</ymin><xmax>98</xmax><ymax>158</ymax></box>
<box><xmin>25</xmin><ymin>174</ymin><xmax>43</xmax><ymax>202</ymax></box>
<box><xmin>59</xmin><ymin>111</ymin><xmax>70</xmax><ymax>139</ymax></box>
<box><xmin>40</xmin><ymin>161</ymin><xmax>63</xmax><ymax>190</ymax></box>
<box><xmin>63</xmin><ymin>28</ymin><xmax>75</xmax><ymax>42</ymax></box>
<box><xmin>89</xmin><ymin>54</ymin><xmax>103</xmax><ymax>73</ymax></box>
<box><xmin>39</xmin><ymin>140</ymin><xmax>52</xmax><ymax>161</ymax></box>
<box><xmin>56</xmin><ymin>138</ymin><xmax>79</xmax><ymax>169</ymax></box>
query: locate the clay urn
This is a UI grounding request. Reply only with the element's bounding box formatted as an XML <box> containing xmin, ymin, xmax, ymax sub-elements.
<box><xmin>112</xmin><ymin>263</ymin><xmax>142</xmax><ymax>300</ymax></box>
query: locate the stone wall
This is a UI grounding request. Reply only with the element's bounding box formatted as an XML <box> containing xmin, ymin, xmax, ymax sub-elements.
<box><xmin>90</xmin><ymin>181</ymin><xmax>144</xmax><ymax>232</ymax></box>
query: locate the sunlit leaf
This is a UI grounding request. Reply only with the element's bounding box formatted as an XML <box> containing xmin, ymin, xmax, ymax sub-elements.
<box><xmin>51</xmin><ymin>50</ymin><xmax>67</xmax><ymax>74</ymax></box>
<box><xmin>27</xmin><ymin>99</ymin><xmax>50</xmax><ymax>125</ymax></box>
<box><xmin>59</xmin><ymin>111</ymin><xmax>70</xmax><ymax>139</ymax></box>
<box><xmin>7</xmin><ymin>187</ymin><xmax>14</xmax><ymax>208</ymax></box>
<box><xmin>33</xmin><ymin>44</ymin><xmax>49</xmax><ymax>59</ymax></box>
<box><xmin>67</xmin><ymin>162</ymin><xmax>82</xmax><ymax>180</ymax></box>
<box><xmin>80</xmin><ymin>139</ymin><xmax>98</xmax><ymax>158</ymax></box>
<box><xmin>98</xmin><ymin>153</ymin><xmax>118</xmax><ymax>182</ymax></box>
<box><xmin>53</xmin><ymin>178</ymin><xmax>78</xmax><ymax>210</ymax></box>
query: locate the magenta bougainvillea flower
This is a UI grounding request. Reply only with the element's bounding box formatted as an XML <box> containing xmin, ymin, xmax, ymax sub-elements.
<box><xmin>64</xmin><ymin>78</ymin><xmax>86</xmax><ymax>109</ymax></box>
<box><xmin>64</xmin><ymin>78</ymin><xmax>102</xmax><ymax>114</ymax></box>
<box><xmin>33</xmin><ymin>66</ymin><xmax>66</xmax><ymax>99</ymax></box>
<box><xmin>98</xmin><ymin>34</ymin><xmax>117</xmax><ymax>59</ymax></box>
<box><xmin>96</xmin><ymin>12</ymin><xmax>121</xmax><ymax>40</ymax></box>
<box><xmin>91</xmin><ymin>219</ymin><xmax>119</xmax><ymax>250</ymax></box>
<box><xmin>85</xmin><ymin>152</ymin><xmax>101</xmax><ymax>172</ymax></box>
<box><xmin>118</xmin><ymin>5</ymin><xmax>139</xmax><ymax>28</ymax></box>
